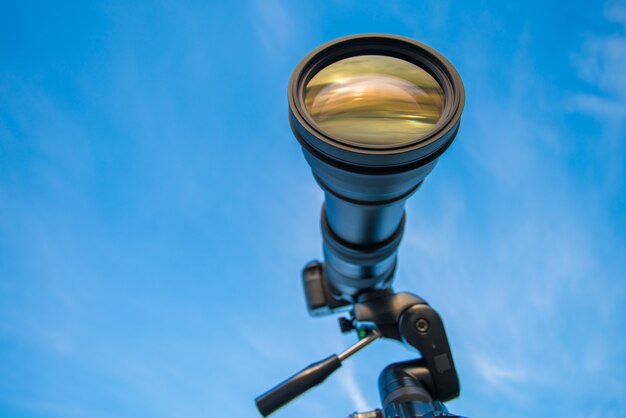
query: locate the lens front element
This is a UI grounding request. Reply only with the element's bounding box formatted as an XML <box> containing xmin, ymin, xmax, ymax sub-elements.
<box><xmin>304</xmin><ymin>55</ymin><xmax>445</xmax><ymax>147</ymax></box>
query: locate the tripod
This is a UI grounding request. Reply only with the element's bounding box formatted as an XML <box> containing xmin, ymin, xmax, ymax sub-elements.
<box><xmin>255</xmin><ymin>263</ymin><xmax>464</xmax><ymax>418</ymax></box>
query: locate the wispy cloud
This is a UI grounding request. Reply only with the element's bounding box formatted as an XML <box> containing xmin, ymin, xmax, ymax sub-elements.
<box><xmin>573</xmin><ymin>34</ymin><xmax>626</xmax><ymax>99</ymax></box>
<box><xmin>606</xmin><ymin>1</ymin><xmax>626</xmax><ymax>30</ymax></box>
<box><xmin>567</xmin><ymin>1</ymin><xmax>626</xmax><ymax>196</ymax></box>
<box><xmin>337</xmin><ymin>362</ymin><xmax>369</xmax><ymax>413</ymax></box>
<box><xmin>566</xmin><ymin>92</ymin><xmax>626</xmax><ymax>118</ymax></box>
<box><xmin>569</xmin><ymin>1</ymin><xmax>626</xmax><ymax>115</ymax></box>
<box><xmin>471</xmin><ymin>353</ymin><xmax>527</xmax><ymax>387</ymax></box>
<box><xmin>250</xmin><ymin>0</ymin><xmax>296</xmax><ymax>55</ymax></box>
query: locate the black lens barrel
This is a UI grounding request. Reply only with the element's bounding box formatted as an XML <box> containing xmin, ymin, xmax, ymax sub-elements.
<box><xmin>289</xmin><ymin>34</ymin><xmax>464</xmax><ymax>301</ymax></box>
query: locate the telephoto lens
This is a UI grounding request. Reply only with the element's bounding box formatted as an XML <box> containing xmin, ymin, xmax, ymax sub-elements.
<box><xmin>289</xmin><ymin>34</ymin><xmax>465</xmax><ymax>310</ymax></box>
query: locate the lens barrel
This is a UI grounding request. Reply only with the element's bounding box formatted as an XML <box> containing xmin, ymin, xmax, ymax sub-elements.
<box><xmin>289</xmin><ymin>34</ymin><xmax>464</xmax><ymax>302</ymax></box>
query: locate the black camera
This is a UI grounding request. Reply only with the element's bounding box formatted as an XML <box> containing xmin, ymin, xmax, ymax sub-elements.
<box><xmin>256</xmin><ymin>34</ymin><xmax>466</xmax><ymax>418</ymax></box>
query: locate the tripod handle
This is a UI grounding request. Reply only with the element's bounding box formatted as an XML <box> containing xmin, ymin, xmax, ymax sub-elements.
<box><xmin>255</xmin><ymin>354</ymin><xmax>341</xmax><ymax>416</ymax></box>
<box><xmin>255</xmin><ymin>330</ymin><xmax>381</xmax><ymax>416</ymax></box>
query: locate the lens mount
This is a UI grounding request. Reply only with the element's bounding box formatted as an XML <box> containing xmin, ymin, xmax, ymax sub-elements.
<box><xmin>289</xmin><ymin>34</ymin><xmax>465</xmax><ymax>172</ymax></box>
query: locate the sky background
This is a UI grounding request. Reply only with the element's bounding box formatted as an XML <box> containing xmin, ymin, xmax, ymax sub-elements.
<box><xmin>1</xmin><ymin>1</ymin><xmax>625</xmax><ymax>417</ymax></box>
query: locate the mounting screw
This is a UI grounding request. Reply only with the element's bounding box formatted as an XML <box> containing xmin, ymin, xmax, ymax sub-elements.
<box><xmin>415</xmin><ymin>318</ymin><xmax>430</xmax><ymax>333</ymax></box>
<box><xmin>338</xmin><ymin>317</ymin><xmax>355</xmax><ymax>334</ymax></box>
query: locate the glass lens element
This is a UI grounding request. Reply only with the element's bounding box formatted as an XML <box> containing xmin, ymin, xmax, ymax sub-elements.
<box><xmin>304</xmin><ymin>55</ymin><xmax>445</xmax><ymax>146</ymax></box>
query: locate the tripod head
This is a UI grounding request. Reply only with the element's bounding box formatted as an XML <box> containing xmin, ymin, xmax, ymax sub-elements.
<box><xmin>255</xmin><ymin>264</ymin><xmax>462</xmax><ymax>417</ymax></box>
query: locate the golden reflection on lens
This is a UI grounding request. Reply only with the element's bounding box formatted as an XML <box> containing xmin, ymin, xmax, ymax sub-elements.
<box><xmin>304</xmin><ymin>55</ymin><xmax>445</xmax><ymax>146</ymax></box>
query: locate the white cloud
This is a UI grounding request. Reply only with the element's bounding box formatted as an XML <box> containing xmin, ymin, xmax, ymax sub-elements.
<box><xmin>250</xmin><ymin>0</ymin><xmax>296</xmax><ymax>55</ymax></box>
<box><xmin>570</xmin><ymin>2</ymin><xmax>626</xmax><ymax>119</ymax></box>
<box><xmin>472</xmin><ymin>353</ymin><xmax>527</xmax><ymax>387</ymax></box>
<box><xmin>606</xmin><ymin>1</ymin><xmax>626</xmax><ymax>27</ymax></box>
<box><xmin>336</xmin><ymin>362</ymin><xmax>370</xmax><ymax>413</ymax></box>
<box><xmin>566</xmin><ymin>92</ymin><xmax>626</xmax><ymax>118</ymax></box>
<box><xmin>574</xmin><ymin>34</ymin><xmax>626</xmax><ymax>99</ymax></box>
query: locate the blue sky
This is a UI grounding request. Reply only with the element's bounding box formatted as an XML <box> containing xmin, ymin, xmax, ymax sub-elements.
<box><xmin>1</xmin><ymin>1</ymin><xmax>625</xmax><ymax>417</ymax></box>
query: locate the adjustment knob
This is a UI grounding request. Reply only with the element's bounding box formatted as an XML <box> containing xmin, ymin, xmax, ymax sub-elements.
<box><xmin>338</xmin><ymin>317</ymin><xmax>355</xmax><ymax>333</ymax></box>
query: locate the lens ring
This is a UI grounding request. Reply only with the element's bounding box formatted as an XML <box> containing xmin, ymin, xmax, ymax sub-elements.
<box><xmin>288</xmin><ymin>34</ymin><xmax>465</xmax><ymax>170</ymax></box>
